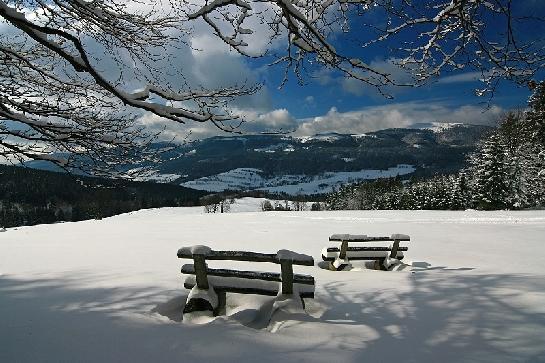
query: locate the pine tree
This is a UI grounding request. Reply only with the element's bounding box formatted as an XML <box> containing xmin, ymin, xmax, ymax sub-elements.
<box><xmin>522</xmin><ymin>143</ymin><xmax>545</xmax><ymax>207</ymax></box>
<box><xmin>451</xmin><ymin>172</ymin><xmax>470</xmax><ymax>210</ymax></box>
<box><xmin>525</xmin><ymin>82</ymin><xmax>545</xmax><ymax>193</ymax></box>
<box><xmin>526</xmin><ymin>81</ymin><xmax>545</xmax><ymax>145</ymax></box>
<box><xmin>471</xmin><ymin>135</ymin><xmax>510</xmax><ymax>210</ymax></box>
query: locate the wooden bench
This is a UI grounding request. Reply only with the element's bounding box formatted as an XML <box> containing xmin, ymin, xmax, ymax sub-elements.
<box><xmin>322</xmin><ymin>234</ymin><xmax>410</xmax><ymax>271</ymax></box>
<box><xmin>177</xmin><ymin>245</ymin><xmax>315</xmax><ymax>316</ymax></box>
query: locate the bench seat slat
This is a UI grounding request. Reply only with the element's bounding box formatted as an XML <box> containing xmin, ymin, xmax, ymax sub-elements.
<box><xmin>181</xmin><ymin>264</ymin><xmax>314</xmax><ymax>285</ymax></box>
<box><xmin>322</xmin><ymin>255</ymin><xmax>405</xmax><ymax>261</ymax></box>
<box><xmin>184</xmin><ymin>276</ymin><xmax>314</xmax><ymax>298</ymax></box>
<box><xmin>326</xmin><ymin>246</ymin><xmax>408</xmax><ymax>253</ymax></box>
<box><xmin>178</xmin><ymin>250</ymin><xmax>277</xmax><ymax>262</ymax></box>
<box><xmin>178</xmin><ymin>250</ymin><xmax>314</xmax><ymax>266</ymax></box>
<box><xmin>329</xmin><ymin>234</ymin><xmax>410</xmax><ymax>242</ymax></box>
<box><xmin>322</xmin><ymin>249</ymin><xmax>405</xmax><ymax>261</ymax></box>
<box><xmin>329</xmin><ymin>235</ymin><xmax>388</xmax><ymax>242</ymax></box>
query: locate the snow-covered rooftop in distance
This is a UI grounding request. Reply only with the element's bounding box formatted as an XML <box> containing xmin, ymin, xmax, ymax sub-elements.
<box><xmin>1</xmin><ymin>203</ymin><xmax>545</xmax><ymax>362</ymax></box>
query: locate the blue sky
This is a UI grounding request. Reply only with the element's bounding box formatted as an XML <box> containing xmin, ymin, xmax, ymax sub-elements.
<box><xmin>1</xmin><ymin>1</ymin><xmax>544</xmax><ymax>141</ymax></box>
<box><xmin>268</xmin><ymin>69</ymin><xmax>530</xmax><ymax>119</ymax></box>
<box><xmin>149</xmin><ymin>1</ymin><xmax>545</xmax><ymax>140</ymax></box>
<box><xmin>264</xmin><ymin>1</ymin><xmax>545</xmax><ymax>121</ymax></box>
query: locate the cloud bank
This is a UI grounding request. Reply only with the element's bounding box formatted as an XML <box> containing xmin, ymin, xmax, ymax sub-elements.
<box><xmin>294</xmin><ymin>102</ymin><xmax>504</xmax><ymax>136</ymax></box>
<box><xmin>140</xmin><ymin>100</ymin><xmax>504</xmax><ymax>142</ymax></box>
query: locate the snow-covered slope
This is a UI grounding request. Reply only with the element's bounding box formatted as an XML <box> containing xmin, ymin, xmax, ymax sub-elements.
<box><xmin>182</xmin><ymin>164</ymin><xmax>415</xmax><ymax>194</ymax></box>
<box><xmin>181</xmin><ymin>168</ymin><xmax>266</xmax><ymax>193</ymax></box>
<box><xmin>410</xmin><ymin>122</ymin><xmax>464</xmax><ymax>133</ymax></box>
<box><xmin>1</xmin><ymin>202</ymin><xmax>545</xmax><ymax>362</ymax></box>
<box><xmin>128</xmin><ymin>168</ymin><xmax>181</xmax><ymax>183</ymax></box>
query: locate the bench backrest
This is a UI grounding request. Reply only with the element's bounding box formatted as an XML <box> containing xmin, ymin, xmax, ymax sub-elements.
<box><xmin>178</xmin><ymin>245</ymin><xmax>314</xmax><ymax>295</ymax></box>
<box><xmin>329</xmin><ymin>234</ymin><xmax>410</xmax><ymax>242</ymax></box>
<box><xmin>328</xmin><ymin>234</ymin><xmax>410</xmax><ymax>259</ymax></box>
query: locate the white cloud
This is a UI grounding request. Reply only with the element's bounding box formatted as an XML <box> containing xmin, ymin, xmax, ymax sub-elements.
<box><xmin>312</xmin><ymin>68</ymin><xmax>336</xmax><ymax>86</ymax></box>
<box><xmin>137</xmin><ymin>107</ymin><xmax>298</xmax><ymax>141</ymax></box>
<box><xmin>304</xmin><ymin>96</ymin><xmax>315</xmax><ymax>104</ymax></box>
<box><xmin>190</xmin><ymin>34</ymin><xmax>233</xmax><ymax>56</ymax></box>
<box><xmin>312</xmin><ymin>58</ymin><xmax>414</xmax><ymax>98</ymax></box>
<box><xmin>186</xmin><ymin>2</ymin><xmax>285</xmax><ymax>57</ymax></box>
<box><xmin>293</xmin><ymin>102</ymin><xmax>503</xmax><ymax>136</ymax></box>
<box><xmin>437</xmin><ymin>72</ymin><xmax>484</xmax><ymax>84</ymax></box>
<box><xmin>230</xmin><ymin>108</ymin><xmax>298</xmax><ymax>133</ymax></box>
<box><xmin>141</xmin><ymin>100</ymin><xmax>505</xmax><ymax>142</ymax></box>
<box><xmin>252</xmin><ymin>108</ymin><xmax>297</xmax><ymax>131</ymax></box>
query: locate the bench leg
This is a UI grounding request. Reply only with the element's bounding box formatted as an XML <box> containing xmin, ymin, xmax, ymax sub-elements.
<box><xmin>373</xmin><ymin>259</ymin><xmax>388</xmax><ymax>271</ymax></box>
<box><xmin>390</xmin><ymin>239</ymin><xmax>400</xmax><ymax>258</ymax></box>
<box><xmin>331</xmin><ymin>257</ymin><xmax>350</xmax><ymax>271</ymax></box>
<box><xmin>183</xmin><ymin>285</ymin><xmax>218</xmax><ymax>316</ymax></box>
<box><xmin>214</xmin><ymin>290</ymin><xmax>227</xmax><ymax>316</ymax></box>
<box><xmin>183</xmin><ymin>297</ymin><xmax>215</xmax><ymax>314</ymax></box>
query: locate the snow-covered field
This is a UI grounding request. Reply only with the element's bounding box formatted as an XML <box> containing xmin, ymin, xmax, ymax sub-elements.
<box><xmin>181</xmin><ymin>165</ymin><xmax>415</xmax><ymax>194</ymax></box>
<box><xmin>127</xmin><ymin>168</ymin><xmax>181</xmax><ymax>183</ymax></box>
<box><xmin>1</xmin><ymin>198</ymin><xmax>545</xmax><ymax>362</ymax></box>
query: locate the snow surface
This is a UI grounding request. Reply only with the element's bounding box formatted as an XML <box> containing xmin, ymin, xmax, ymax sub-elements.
<box><xmin>181</xmin><ymin>165</ymin><xmax>415</xmax><ymax>195</ymax></box>
<box><xmin>187</xmin><ymin>285</ymin><xmax>219</xmax><ymax>309</ymax></box>
<box><xmin>1</xmin><ymin>199</ymin><xmax>545</xmax><ymax>362</ymax></box>
<box><xmin>182</xmin><ymin>168</ymin><xmax>265</xmax><ymax>193</ymax></box>
<box><xmin>128</xmin><ymin>168</ymin><xmax>181</xmax><ymax>183</ymax></box>
<box><xmin>351</xmin><ymin>133</ymin><xmax>377</xmax><ymax>139</ymax></box>
<box><xmin>276</xmin><ymin>249</ymin><xmax>313</xmax><ymax>263</ymax></box>
<box><xmin>329</xmin><ymin>233</ymin><xmax>368</xmax><ymax>240</ymax></box>
<box><xmin>411</xmin><ymin>122</ymin><xmax>464</xmax><ymax>133</ymax></box>
<box><xmin>178</xmin><ymin>245</ymin><xmax>212</xmax><ymax>256</ymax></box>
<box><xmin>295</xmin><ymin>134</ymin><xmax>342</xmax><ymax>143</ymax></box>
<box><xmin>253</xmin><ymin>143</ymin><xmax>293</xmax><ymax>153</ymax></box>
<box><xmin>184</xmin><ymin>275</ymin><xmax>314</xmax><ymax>295</ymax></box>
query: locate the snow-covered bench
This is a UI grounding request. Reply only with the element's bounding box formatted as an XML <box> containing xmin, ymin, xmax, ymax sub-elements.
<box><xmin>177</xmin><ymin>246</ymin><xmax>315</xmax><ymax>316</ymax></box>
<box><xmin>322</xmin><ymin>234</ymin><xmax>410</xmax><ymax>271</ymax></box>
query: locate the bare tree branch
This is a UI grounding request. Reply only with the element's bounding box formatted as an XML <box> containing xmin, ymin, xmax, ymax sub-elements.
<box><xmin>0</xmin><ymin>0</ymin><xmax>259</xmax><ymax>175</ymax></box>
<box><xmin>184</xmin><ymin>0</ymin><xmax>545</xmax><ymax>95</ymax></box>
<box><xmin>1</xmin><ymin>0</ymin><xmax>544</xmax><ymax>176</ymax></box>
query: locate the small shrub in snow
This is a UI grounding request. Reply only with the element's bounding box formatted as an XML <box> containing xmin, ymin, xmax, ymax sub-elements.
<box><xmin>261</xmin><ymin>200</ymin><xmax>274</xmax><ymax>211</ymax></box>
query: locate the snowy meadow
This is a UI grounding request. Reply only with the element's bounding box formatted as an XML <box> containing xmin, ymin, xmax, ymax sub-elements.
<box><xmin>1</xmin><ymin>198</ymin><xmax>544</xmax><ymax>362</ymax></box>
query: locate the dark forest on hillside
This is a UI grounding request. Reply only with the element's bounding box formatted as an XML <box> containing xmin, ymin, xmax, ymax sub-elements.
<box><xmin>0</xmin><ymin>165</ymin><xmax>207</xmax><ymax>228</ymax></box>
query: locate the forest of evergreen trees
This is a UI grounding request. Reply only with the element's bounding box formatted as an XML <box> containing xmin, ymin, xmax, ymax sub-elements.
<box><xmin>0</xmin><ymin>165</ymin><xmax>207</xmax><ymax>228</ymax></box>
<box><xmin>328</xmin><ymin>82</ymin><xmax>545</xmax><ymax>211</ymax></box>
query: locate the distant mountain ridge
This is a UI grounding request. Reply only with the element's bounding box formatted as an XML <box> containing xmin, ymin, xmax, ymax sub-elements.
<box><xmin>150</xmin><ymin>123</ymin><xmax>492</xmax><ymax>194</ymax></box>
<box><xmin>161</xmin><ymin>123</ymin><xmax>487</xmax><ymax>170</ymax></box>
<box><xmin>22</xmin><ymin>123</ymin><xmax>492</xmax><ymax>195</ymax></box>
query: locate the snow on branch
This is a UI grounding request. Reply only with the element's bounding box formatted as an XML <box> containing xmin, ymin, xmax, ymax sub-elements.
<box><xmin>2</xmin><ymin>0</ymin><xmax>544</xmax><ymax>175</ymax></box>
<box><xmin>0</xmin><ymin>2</ymin><xmax>256</xmax><ymax>126</ymax></box>
<box><xmin>0</xmin><ymin>0</ymin><xmax>262</xmax><ymax>175</ymax></box>
<box><xmin>184</xmin><ymin>0</ymin><xmax>545</xmax><ymax>96</ymax></box>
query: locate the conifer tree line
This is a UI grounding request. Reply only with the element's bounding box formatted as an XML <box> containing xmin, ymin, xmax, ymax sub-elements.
<box><xmin>0</xmin><ymin>165</ymin><xmax>206</xmax><ymax>228</ymax></box>
<box><xmin>328</xmin><ymin>82</ymin><xmax>545</xmax><ymax>211</ymax></box>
